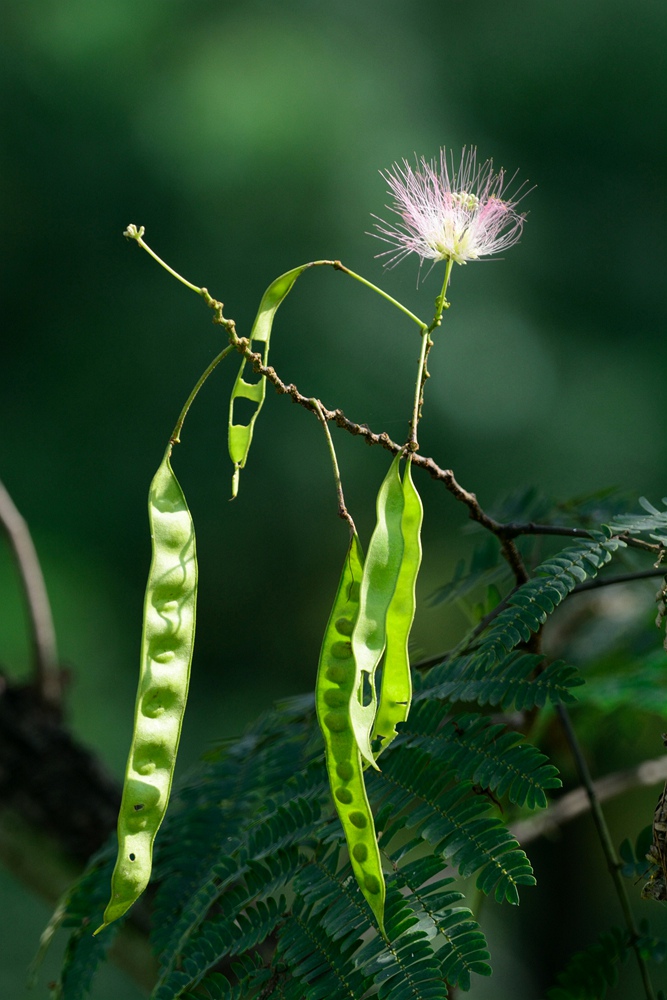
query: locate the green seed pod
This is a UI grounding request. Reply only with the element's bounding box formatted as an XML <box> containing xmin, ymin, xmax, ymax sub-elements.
<box><xmin>349</xmin><ymin>453</ymin><xmax>406</xmax><ymax>768</ymax></box>
<box><xmin>315</xmin><ymin>534</ymin><xmax>386</xmax><ymax>935</ymax></box>
<box><xmin>372</xmin><ymin>459</ymin><xmax>423</xmax><ymax>757</ymax></box>
<box><xmin>95</xmin><ymin>446</ymin><xmax>197</xmax><ymax>933</ymax></box>
<box><xmin>228</xmin><ymin>263</ymin><xmax>318</xmax><ymax>498</ymax></box>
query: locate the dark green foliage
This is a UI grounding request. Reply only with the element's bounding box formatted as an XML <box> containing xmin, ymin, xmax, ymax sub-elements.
<box><xmin>544</xmin><ymin>926</ymin><xmax>629</xmax><ymax>999</ymax></box>
<box><xmin>428</xmin><ymin>535</ymin><xmax>511</xmax><ymax>610</ymax></box>
<box><xmin>180</xmin><ymin>954</ymin><xmax>271</xmax><ymax>999</ymax></box>
<box><xmin>636</xmin><ymin>919</ymin><xmax>667</xmax><ymax>966</ymax></box>
<box><xmin>473</xmin><ymin>535</ymin><xmax>624</xmax><ymax>668</ymax></box>
<box><xmin>353</xmin><ymin>889</ymin><xmax>452</xmax><ymax>1000</ymax></box>
<box><xmin>609</xmin><ymin>498</ymin><xmax>667</xmax><ymax>546</ymax></box>
<box><xmin>578</xmin><ymin>650</ymin><xmax>667</xmax><ymax>715</ymax></box>
<box><xmin>52</xmin><ymin>851</ymin><xmax>118</xmax><ymax>1000</ymax></box>
<box><xmin>277</xmin><ymin>896</ymin><xmax>371</xmax><ymax>1000</ymax></box>
<box><xmin>419</xmin><ymin>651</ymin><xmax>583</xmax><ymax>711</ymax></box>
<box><xmin>371</xmin><ymin>747</ymin><xmax>535</xmax><ymax>904</ymax></box>
<box><xmin>397</xmin><ymin>705</ymin><xmax>561</xmax><ymax>808</ymax></box>
<box><xmin>388</xmin><ymin>856</ymin><xmax>491</xmax><ymax>989</ymax></box>
<box><xmin>619</xmin><ymin>827</ymin><xmax>653</xmax><ymax>881</ymax></box>
<box><xmin>51</xmin><ymin>508</ymin><xmax>667</xmax><ymax>999</ymax></box>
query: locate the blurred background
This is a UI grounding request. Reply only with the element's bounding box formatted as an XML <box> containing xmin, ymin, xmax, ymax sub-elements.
<box><xmin>0</xmin><ymin>1</ymin><xmax>666</xmax><ymax>996</ymax></box>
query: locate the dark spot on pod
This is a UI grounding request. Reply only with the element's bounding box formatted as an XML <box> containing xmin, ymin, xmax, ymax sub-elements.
<box><xmin>324</xmin><ymin>712</ymin><xmax>347</xmax><ymax>733</ymax></box>
<box><xmin>352</xmin><ymin>843</ymin><xmax>368</xmax><ymax>862</ymax></box>
<box><xmin>126</xmin><ymin>780</ymin><xmax>161</xmax><ymax>810</ymax></box>
<box><xmin>330</xmin><ymin>641</ymin><xmax>352</xmax><ymax>659</ymax></box>
<box><xmin>348</xmin><ymin>811</ymin><xmax>368</xmax><ymax>829</ymax></box>
<box><xmin>324</xmin><ymin>689</ymin><xmax>347</xmax><ymax>708</ymax></box>
<box><xmin>335</xmin><ymin>617</ymin><xmax>353</xmax><ymax>636</ymax></box>
<box><xmin>335</xmin><ymin>787</ymin><xmax>353</xmax><ymax>804</ymax></box>
<box><xmin>128</xmin><ymin>853</ymin><xmax>136</xmax><ymax>861</ymax></box>
<box><xmin>364</xmin><ymin>874</ymin><xmax>381</xmax><ymax>894</ymax></box>
<box><xmin>336</xmin><ymin>761</ymin><xmax>354</xmax><ymax>781</ymax></box>
<box><xmin>326</xmin><ymin>663</ymin><xmax>351</xmax><ymax>684</ymax></box>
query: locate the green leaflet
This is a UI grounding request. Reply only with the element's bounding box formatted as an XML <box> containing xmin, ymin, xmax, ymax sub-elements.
<box><xmin>228</xmin><ymin>263</ymin><xmax>314</xmax><ymax>498</ymax></box>
<box><xmin>315</xmin><ymin>534</ymin><xmax>386</xmax><ymax>934</ymax></box>
<box><xmin>373</xmin><ymin>459</ymin><xmax>423</xmax><ymax>757</ymax></box>
<box><xmin>97</xmin><ymin>446</ymin><xmax>197</xmax><ymax>932</ymax></box>
<box><xmin>350</xmin><ymin>453</ymin><xmax>406</xmax><ymax>768</ymax></box>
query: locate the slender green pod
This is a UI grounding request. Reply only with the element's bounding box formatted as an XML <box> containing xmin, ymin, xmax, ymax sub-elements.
<box><xmin>349</xmin><ymin>453</ymin><xmax>405</xmax><ymax>768</ymax></box>
<box><xmin>228</xmin><ymin>263</ymin><xmax>317</xmax><ymax>498</ymax></box>
<box><xmin>95</xmin><ymin>445</ymin><xmax>197</xmax><ymax>933</ymax></box>
<box><xmin>372</xmin><ymin>459</ymin><xmax>423</xmax><ymax>757</ymax></box>
<box><xmin>315</xmin><ymin>534</ymin><xmax>386</xmax><ymax>934</ymax></box>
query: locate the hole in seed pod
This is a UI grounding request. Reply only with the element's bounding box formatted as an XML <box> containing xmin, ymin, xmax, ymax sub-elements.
<box><xmin>364</xmin><ymin>874</ymin><xmax>381</xmax><ymax>894</ymax></box>
<box><xmin>128</xmin><ymin>853</ymin><xmax>136</xmax><ymax>861</ymax></box>
<box><xmin>335</xmin><ymin>617</ymin><xmax>353</xmax><ymax>636</ymax></box>
<box><xmin>348</xmin><ymin>811</ymin><xmax>368</xmax><ymax>829</ymax></box>
<box><xmin>335</xmin><ymin>787</ymin><xmax>353</xmax><ymax>804</ymax></box>
<box><xmin>336</xmin><ymin>761</ymin><xmax>354</xmax><ymax>781</ymax></box>
<box><xmin>360</xmin><ymin>673</ymin><xmax>374</xmax><ymax>707</ymax></box>
<box><xmin>133</xmin><ymin>804</ymin><xmax>144</xmax><ymax>811</ymax></box>
<box><xmin>352</xmin><ymin>843</ymin><xmax>368</xmax><ymax>862</ymax></box>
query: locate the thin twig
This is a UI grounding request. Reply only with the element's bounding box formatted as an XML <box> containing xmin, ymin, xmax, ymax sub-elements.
<box><xmin>0</xmin><ymin>479</ymin><xmax>61</xmax><ymax>710</ymax></box>
<box><xmin>511</xmin><ymin>754</ymin><xmax>667</xmax><ymax>845</ymax></box>
<box><xmin>556</xmin><ymin>704</ymin><xmax>657</xmax><ymax>1000</ymax></box>
<box><xmin>499</xmin><ymin>520</ymin><xmax>662</xmax><ymax>555</ymax></box>
<box><xmin>126</xmin><ymin>231</ymin><xmax>657</xmax><ymax>587</ymax></box>
<box><xmin>412</xmin><ymin>566</ymin><xmax>667</xmax><ymax>673</ymax></box>
<box><xmin>571</xmin><ymin>567</ymin><xmax>666</xmax><ymax>594</ymax></box>
<box><xmin>227</xmin><ymin>336</ymin><xmax>530</xmax><ymax>584</ymax></box>
<box><xmin>310</xmin><ymin>398</ymin><xmax>357</xmax><ymax>537</ymax></box>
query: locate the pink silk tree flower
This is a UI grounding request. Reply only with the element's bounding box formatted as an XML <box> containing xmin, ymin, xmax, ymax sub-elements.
<box><xmin>373</xmin><ymin>147</ymin><xmax>529</xmax><ymax>269</ymax></box>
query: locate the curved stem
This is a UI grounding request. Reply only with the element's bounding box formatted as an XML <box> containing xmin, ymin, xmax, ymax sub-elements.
<box><xmin>428</xmin><ymin>257</ymin><xmax>455</xmax><ymax>334</ymax></box>
<box><xmin>408</xmin><ymin>328</ymin><xmax>431</xmax><ymax>451</ymax></box>
<box><xmin>556</xmin><ymin>704</ymin><xmax>656</xmax><ymax>1000</ymax></box>
<box><xmin>124</xmin><ymin>225</ymin><xmax>207</xmax><ymax>297</ymax></box>
<box><xmin>407</xmin><ymin>257</ymin><xmax>455</xmax><ymax>452</ymax></box>
<box><xmin>310</xmin><ymin>398</ymin><xmax>356</xmax><ymax>537</ymax></box>
<box><xmin>332</xmin><ymin>261</ymin><xmax>427</xmax><ymax>331</ymax></box>
<box><xmin>0</xmin><ymin>479</ymin><xmax>61</xmax><ymax>709</ymax></box>
<box><xmin>170</xmin><ymin>345</ymin><xmax>235</xmax><ymax>444</ymax></box>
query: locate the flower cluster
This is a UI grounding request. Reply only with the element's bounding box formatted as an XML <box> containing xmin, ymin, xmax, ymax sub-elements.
<box><xmin>373</xmin><ymin>146</ymin><xmax>528</xmax><ymax>270</ymax></box>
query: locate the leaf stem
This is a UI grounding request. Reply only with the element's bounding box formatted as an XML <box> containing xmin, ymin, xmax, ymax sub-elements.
<box><xmin>556</xmin><ymin>703</ymin><xmax>657</xmax><ymax>1000</ymax></box>
<box><xmin>170</xmin><ymin>345</ymin><xmax>235</xmax><ymax>444</ymax></box>
<box><xmin>429</xmin><ymin>257</ymin><xmax>455</xmax><ymax>334</ymax></box>
<box><xmin>332</xmin><ymin>261</ymin><xmax>427</xmax><ymax>331</ymax></box>
<box><xmin>124</xmin><ymin>225</ymin><xmax>207</xmax><ymax>297</ymax></box>
<box><xmin>408</xmin><ymin>258</ymin><xmax>454</xmax><ymax>452</ymax></box>
<box><xmin>310</xmin><ymin>398</ymin><xmax>356</xmax><ymax>537</ymax></box>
